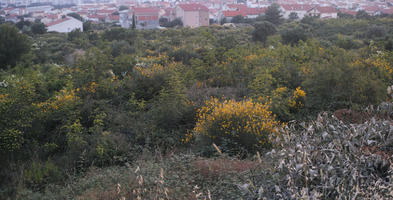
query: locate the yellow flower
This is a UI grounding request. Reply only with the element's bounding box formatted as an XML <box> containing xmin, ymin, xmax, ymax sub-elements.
<box><xmin>190</xmin><ymin>97</ymin><xmax>281</xmax><ymax>148</ymax></box>
<box><xmin>294</xmin><ymin>87</ymin><xmax>306</xmax><ymax>98</ymax></box>
<box><xmin>0</xmin><ymin>94</ymin><xmax>8</xmax><ymax>101</ymax></box>
<box><xmin>35</xmin><ymin>88</ymin><xmax>79</xmax><ymax>112</ymax></box>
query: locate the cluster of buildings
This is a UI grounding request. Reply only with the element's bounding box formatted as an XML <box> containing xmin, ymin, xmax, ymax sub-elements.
<box><xmin>1</xmin><ymin>0</ymin><xmax>393</xmax><ymax>32</ymax></box>
<box><xmin>120</xmin><ymin>4</ymin><xmax>210</xmax><ymax>29</ymax></box>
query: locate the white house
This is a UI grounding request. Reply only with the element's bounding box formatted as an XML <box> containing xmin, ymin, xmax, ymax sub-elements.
<box><xmin>281</xmin><ymin>4</ymin><xmax>313</xmax><ymax>19</ymax></box>
<box><xmin>307</xmin><ymin>6</ymin><xmax>338</xmax><ymax>19</ymax></box>
<box><xmin>119</xmin><ymin>10</ymin><xmax>131</xmax><ymax>28</ymax></box>
<box><xmin>46</xmin><ymin>17</ymin><xmax>83</xmax><ymax>33</ymax></box>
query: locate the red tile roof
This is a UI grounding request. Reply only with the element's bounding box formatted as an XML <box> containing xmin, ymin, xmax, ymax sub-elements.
<box><xmin>339</xmin><ymin>9</ymin><xmax>357</xmax><ymax>16</ymax></box>
<box><xmin>178</xmin><ymin>4</ymin><xmax>209</xmax><ymax>12</ymax></box>
<box><xmin>137</xmin><ymin>15</ymin><xmax>159</xmax><ymax>21</ymax></box>
<box><xmin>88</xmin><ymin>14</ymin><xmax>107</xmax><ymax>20</ymax></box>
<box><xmin>163</xmin><ymin>8</ymin><xmax>174</xmax><ymax>17</ymax></box>
<box><xmin>247</xmin><ymin>7</ymin><xmax>266</xmax><ymax>15</ymax></box>
<box><xmin>133</xmin><ymin>7</ymin><xmax>160</xmax><ymax>14</ymax></box>
<box><xmin>223</xmin><ymin>10</ymin><xmax>246</xmax><ymax>17</ymax></box>
<box><xmin>45</xmin><ymin>14</ymin><xmax>58</xmax><ymax>19</ymax></box>
<box><xmin>223</xmin><ymin>6</ymin><xmax>265</xmax><ymax>17</ymax></box>
<box><xmin>97</xmin><ymin>9</ymin><xmax>116</xmax><ymax>14</ymax></box>
<box><xmin>46</xmin><ymin>17</ymin><xmax>71</xmax><ymax>27</ymax></box>
<box><xmin>363</xmin><ymin>6</ymin><xmax>380</xmax><ymax>12</ymax></box>
<box><xmin>227</xmin><ymin>4</ymin><xmax>248</xmax><ymax>10</ymax></box>
<box><xmin>281</xmin><ymin>4</ymin><xmax>314</xmax><ymax>11</ymax></box>
<box><xmin>82</xmin><ymin>5</ymin><xmax>100</xmax><ymax>9</ymax></box>
<box><xmin>6</xmin><ymin>14</ymin><xmax>18</xmax><ymax>18</ymax></box>
<box><xmin>382</xmin><ymin>8</ymin><xmax>393</xmax><ymax>15</ymax></box>
<box><xmin>77</xmin><ymin>11</ymin><xmax>88</xmax><ymax>15</ymax></box>
<box><xmin>316</xmin><ymin>6</ymin><xmax>337</xmax><ymax>13</ymax></box>
<box><xmin>109</xmin><ymin>15</ymin><xmax>120</xmax><ymax>21</ymax></box>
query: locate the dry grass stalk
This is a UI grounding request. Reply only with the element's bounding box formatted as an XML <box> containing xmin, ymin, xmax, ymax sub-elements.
<box><xmin>212</xmin><ymin>143</ymin><xmax>222</xmax><ymax>155</ymax></box>
<box><xmin>256</xmin><ymin>151</ymin><xmax>262</xmax><ymax>163</ymax></box>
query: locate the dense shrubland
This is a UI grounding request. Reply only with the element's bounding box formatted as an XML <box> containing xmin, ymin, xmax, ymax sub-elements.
<box><xmin>1</xmin><ymin>15</ymin><xmax>393</xmax><ymax>199</ymax></box>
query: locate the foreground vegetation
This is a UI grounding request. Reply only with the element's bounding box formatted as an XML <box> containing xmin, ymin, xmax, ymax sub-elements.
<box><xmin>15</xmin><ymin>108</ymin><xmax>393</xmax><ymax>199</ymax></box>
<box><xmin>1</xmin><ymin>14</ymin><xmax>393</xmax><ymax>199</ymax></box>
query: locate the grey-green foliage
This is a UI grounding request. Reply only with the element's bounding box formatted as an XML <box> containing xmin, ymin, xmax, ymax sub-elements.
<box><xmin>257</xmin><ymin>106</ymin><xmax>393</xmax><ymax>199</ymax></box>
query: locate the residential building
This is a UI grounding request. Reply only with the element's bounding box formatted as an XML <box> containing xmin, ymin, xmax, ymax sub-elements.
<box><xmin>119</xmin><ymin>7</ymin><xmax>160</xmax><ymax>29</ymax></box>
<box><xmin>119</xmin><ymin>9</ymin><xmax>131</xmax><ymax>28</ymax></box>
<box><xmin>176</xmin><ymin>3</ymin><xmax>209</xmax><ymax>28</ymax></box>
<box><xmin>281</xmin><ymin>4</ymin><xmax>313</xmax><ymax>19</ymax></box>
<box><xmin>339</xmin><ymin>9</ymin><xmax>357</xmax><ymax>16</ymax></box>
<box><xmin>222</xmin><ymin>4</ymin><xmax>266</xmax><ymax>21</ymax></box>
<box><xmin>46</xmin><ymin>17</ymin><xmax>83</xmax><ymax>33</ymax></box>
<box><xmin>132</xmin><ymin>7</ymin><xmax>160</xmax><ymax>29</ymax></box>
<box><xmin>382</xmin><ymin>8</ymin><xmax>393</xmax><ymax>15</ymax></box>
<box><xmin>308</xmin><ymin>6</ymin><xmax>338</xmax><ymax>18</ymax></box>
<box><xmin>40</xmin><ymin>14</ymin><xmax>59</xmax><ymax>24</ymax></box>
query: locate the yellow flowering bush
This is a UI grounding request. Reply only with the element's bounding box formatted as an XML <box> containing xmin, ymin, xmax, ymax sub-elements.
<box><xmin>366</xmin><ymin>54</ymin><xmax>393</xmax><ymax>75</ymax></box>
<box><xmin>256</xmin><ymin>86</ymin><xmax>306</xmax><ymax>121</ymax></box>
<box><xmin>288</xmin><ymin>87</ymin><xmax>306</xmax><ymax>109</ymax></box>
<box><xmin>34</xmin><ymin>88</ymin><xmax>79</xmax><ymax>112</ymax></box>
<box><xmin>192</xmin><ymin>97</ymin><xmax>281</xmax><ymax>152</ymax></box>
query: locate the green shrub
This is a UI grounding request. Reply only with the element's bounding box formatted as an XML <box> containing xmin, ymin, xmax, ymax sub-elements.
<box><xmin>23</xmin><ymin>160</ymin><xmax>62</xmax><ymax>190</ymax></box>
<box><xmin>281</xmin><ymin>26</ymin><xmax>309</xmax><ymax>45</ymax></box>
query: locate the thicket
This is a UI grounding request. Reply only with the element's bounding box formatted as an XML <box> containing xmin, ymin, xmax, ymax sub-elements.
<box><xmin>1</xmin><ymin>16</ymin><xmax>393</xmax><ymax>199</ymax></box>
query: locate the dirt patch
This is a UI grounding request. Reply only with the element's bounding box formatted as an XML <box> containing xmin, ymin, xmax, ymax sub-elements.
<box><xmin>192</xmin><ymin>158</ymin><xmax>260</xmax><ymax>179</ymax></box>
<box><xmin>334</xmin><ymin>109</ymin><xmax>370</xmax><ymax>124</ymax></box>
<box><xmin>361</xmin><ymin>146</ymin><xmax>393</xmax><ymax>162</ymax></box>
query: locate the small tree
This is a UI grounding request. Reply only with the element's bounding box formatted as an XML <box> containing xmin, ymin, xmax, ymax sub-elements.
<box><xmin>83</xmin><ymin>21</ymin><xmax>92</xmax><ymax>32</ymax></box>
<box><xmin>67</xmin><ymin>13</ymin><xmax>84</xmax><ymax>21</ymax></box>
<box><xmin>338</xmin><ymin>12</ymin><xmax>354</xmax><ymax>19</ymax></box>
<box><xmin>356</xmin><ymin>10</ymin><xmax>370</xmax><ymax>19</ymax></box>
<box><xmin>15</xmin><ymin>18</ymin><xmax>31</xmax><ymax>30</ymax></box>
<box><xmin>0</xmin><ymin>24</ymin><xmax>31</xmax><ymax>69</ymax></box>
<box><xmin>161</xmin><ymin>18</ymin><xmax>183</xmax><ymax>28</ymax></box>
<box><xmin>252</xmin><ymin>21</ymin><xmax>277</xmax><ymax>44</ymax></box>
<box><xmin>220</xmin><ymin>17</ymin><xmax>227</xmax><ymax>25</ymax></box>
<box><xmin>119</xmin><ymin>5</ymin><xmax>129</xmax><ymax>11</ymax></box>
<box><xmin>131</xmin><ymin>14</ymin><xmax>136</xmax><ymax>29</ymax></box>
<box><xmin>68</xmin><ymin>29</ymin><xmax>84</xmax><ymax>41</ymax></box>
<box><xmin>159</xmin><ymin>17</ymin><xmax>169</xmax><ymax>27</ymax></box>
<box><xmin>366</xmin><ymin>25</ymin><xmax>386</xmax><ymax>38</ymax></box>
<box><xmin>300</xmin><ymin>15</ymin><xmax>310</xmax><ymax>24</ymax></box>
<box><xmin>265</xmin><ymin>3</ymin><xmax>283</xmax><ymax>25</ymax></box>
<box><xmin>231</xmin><ymin>15</ymin><xmax>245</xmax><ymax>23</ymax></box>
<box><xmin>110</xmin><ymin>40</ymin><xmax>133</xmax><ymax>57</ymax></box>
<box><xmin>281</xmin><ymin>26</ymin><xmax>309</xmax><ymax>45</ymax></box>
<box><xmin>31</xmin><ymin>21</ymin><xmax>47</xmax><ymax>34</ymax></box>
<box><xmin>288</xmin><ymin>12</ymin><xmax>299</xmax><ymax>21</ymax></box>
<box><xmin>385</xmin><ymin>39</ymin><xmax>393</xmax><ymax>51</ymax></box>
<box><xmin>171</xmin><ymin>18</ymin><xmax>183</xmax><ymax>27</ymax></box>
